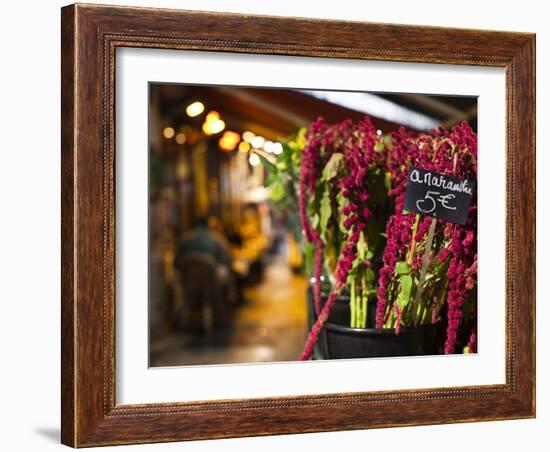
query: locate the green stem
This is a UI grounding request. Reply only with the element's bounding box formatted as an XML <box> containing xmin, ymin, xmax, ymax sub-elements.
<box><xmin>412</xmin><ymin>218</ymin><xmax>437</xmax><ymax>326</ymax></box>
<box><xmin>361</xmin><ymin>278</ymin><xmax>368</xmax><ymax>328</ymax></box>
<box><xmin>349</xmin><ymin>281</ymin><xmax>357</xmax><ymax>328</ymax></box>
<box><xmin>356</xmin><ymin>282</ymin><xmax>362</xmax><ymax>328</ymax></box>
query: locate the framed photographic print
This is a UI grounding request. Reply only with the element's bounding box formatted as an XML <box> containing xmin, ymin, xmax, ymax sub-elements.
<box><xmin>61</xmin><ymin>3</ymin><xmax>536</xmax><ymax>447</ymax></box>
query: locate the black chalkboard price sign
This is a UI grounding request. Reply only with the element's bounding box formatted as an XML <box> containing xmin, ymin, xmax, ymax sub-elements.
<box><xmin>403</xmin><ymin>166</ymin><xmax>476</xmax><ymax>225</ymax></box>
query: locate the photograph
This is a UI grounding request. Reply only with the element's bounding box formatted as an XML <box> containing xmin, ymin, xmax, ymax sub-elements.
<box><xmin>147</xmin><ymin>83</ymin><xmax>479</xmax><ymax>367</ymax></box>
<box><xmin>54</xmin><ymin>2</ymin><xmax>536</xmax><ymax>447</ymax></box>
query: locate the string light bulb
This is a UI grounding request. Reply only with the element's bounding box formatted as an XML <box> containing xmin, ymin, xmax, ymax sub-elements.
<box><xmin>202</xmin><ymin>111</ymin><xmax>225</xmax><ymax>135</ymax></box>
<box><xmin>238</xmin><ymin>141</ymin><xmax>251</xmax><ymax>153</ymax></box>
<box><xmin>175</xmin><ymin>132</ymin><xmax>187</xmax><ymax>144</ymax></box>
<box><xmin>186</xmin><ymin>101</ymin><xmax>205</xmax><ymax>117</ymax></box>
<box><xmin>263</xmin><ymin>141</ymin><xmax>275</xmax><ymax>153</ymax></box>
<box><xmin>218</xmin><ymin>131</ymin><xmax>241</xmax><ymax>152</ymax></box>
<box><xmin>163</xmin><ymin>127</ymin><xmax>175</xmax><ymax>139</ymax></box>
<box><xmin>248</xmin><ymin>153</ymin><xmax>261</xmax><ymax>166</ymax></box>
<box><xmin>251</xmin><ymin>136</ymin><xmax>265</xmax><ymax>149</ymax></box>
<box><xmin>273</xmin><ymin>142</ymin><xmax>283</xmax><ymax>155</ymax></box>
<box><xmin>242</xmin><ymin>131</ymin><xmax>255</xmax><ymax>143</ymax></box>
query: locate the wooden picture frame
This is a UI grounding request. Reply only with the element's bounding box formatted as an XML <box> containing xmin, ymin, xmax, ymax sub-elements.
<box><xmin>61</xmin><ymin>3</ymin><xmax>536</xmax><ymax>447</ymax></box>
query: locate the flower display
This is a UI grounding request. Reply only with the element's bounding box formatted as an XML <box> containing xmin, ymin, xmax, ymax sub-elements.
<box><xmin>262</xmin><ymin>116</ymin><xmax>478</xmax><ymax>360</ymax></box>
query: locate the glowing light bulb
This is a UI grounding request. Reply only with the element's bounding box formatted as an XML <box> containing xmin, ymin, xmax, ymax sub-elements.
<box><xmin>218</xmin><ymin>131</ymin><xmax>241</xmax><ymax>152</ymax></box>
<box><xmin>205</xmin><ymin>111</ymin><xmax>220</xmax><ymax>122</ymax></box>
<box><xmin>273</xmin><ymin>142</ymin><xmax>283</xmax><ymax>155</ymax></box>
<box><xmin>242</xmin><ymin>131</ymin><xmax>255</xmax><ymax>143</ymax></box>
<box><xmin>175</xmin><ymin>132</ymin><xmax>187</xmax><ymax>144</ymax></box>
<box><xmin>186</xmin><ymin>101</ymin><xmax>205</xmax><ymax>117</ymax></box>
<box><xmin>263</xmin><ymin>141</ymin><xmax>275</xmax><ymax>153</ymax></box>
<box><xmin>238</xmin><ymin>141</ymin><xmax>251</xmax><ymax>153</ymax></box>
<box><xmin>202</xmin><ymin>110</ymin><xmax>225</xmax><ymax>135</ymax></box>
<box><xmin>251</xmin><ymin>136</ymin><xmax>265</xmax><ymax>149</ymax></box>
<box><xmin>249</xmin><ymin>153</ymin><xmax>261</xmax><ymax>166</ymax></box>
<box><xmin>163</xmin><ymin>127</ymin><xmax>175</xmax><ymax>139</ymax></box>
<box><xmin>209</xmin><ymin>119</ymin><xmax>225</xmax><ymax>134</ymax></box>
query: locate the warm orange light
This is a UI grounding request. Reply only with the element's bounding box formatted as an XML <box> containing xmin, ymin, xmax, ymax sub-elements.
<box><xmin>163</xmin><ymin>126</ymin><xmax>175</xmax><ymax>139</ymax></box>
<box><xmin>218</xmin><ymin>131</ymin><xmax>241</xmax><ymax>152</ymax></box>
<box><xmin>224</xmin><ymin>131</ymin><xmax>240</xmax><ymax>143</ymax></box>
<box><xmin>205</xmin><ymin>111</ymin><xmax>220</xmax><ymax>122</ymax></box>
<box><xmin>203</xmin><ymin>119</ymin><xmax>225</xmax><ymax>135</ymax></box>
<box><xmin>175</xmin><ymin>132</ymin><xmax>187</xmax><ymax>145</ymax></box>
<box><xmin>202</xmin><ymin>111</ymin><xmax>225</xmax><ymax>135</ymax></box>
<box><xmin>186</xmin><ymin>101</ymin><xmax>205</xmax><ymax>117</ymax></box>
<box><xmin>238</xmin><ymin>141</ymin><xmax>251</xmax><ymax>153</ymax></box>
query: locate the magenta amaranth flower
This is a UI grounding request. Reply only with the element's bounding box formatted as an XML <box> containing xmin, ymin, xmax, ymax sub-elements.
<box><xmin>376</xmin><ymin>121</ymin><xmax>478</xmax><ymax>345</ymax></box>
<box><xmin>442</xmin><ymin>122</ymin><xmax>478</xmax><ymax>354</ymax></box>
<box><xmin>298</xmin><ymin>118</ymin><xmax>331</xmax><ymax>315</ymax></box>
<box><xmin>300</xmin><ymin>116</ymin><xmax>379</xmax><ymax>360</ymax></box>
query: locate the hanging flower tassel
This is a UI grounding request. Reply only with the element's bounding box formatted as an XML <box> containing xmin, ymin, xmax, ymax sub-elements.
<box><xmin>298</xmin><ymin>119</ymin><xmax>325</xmax><ymax>315</ymax></box>
<box><xmin>300</xmin><ymin>286</ymin><xmax>340</xmax><ymax>360</ymax></box>
<box><xmin>312</xmin><ymin>232</ymin><xmax>324</xmax><ymax>315</ymax></box>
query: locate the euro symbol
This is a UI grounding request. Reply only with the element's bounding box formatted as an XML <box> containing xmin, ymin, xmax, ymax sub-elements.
<box><xmin>438</xmin><ymin>193</ymin><xmax>456</xmax><ymax>210</ymax></box>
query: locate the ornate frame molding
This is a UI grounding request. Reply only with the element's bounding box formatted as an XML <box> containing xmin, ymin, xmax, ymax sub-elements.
<box><xmin>61</xmin><ymin>4</ymin><xmax>535</xmax><ymax>447</ymax></box>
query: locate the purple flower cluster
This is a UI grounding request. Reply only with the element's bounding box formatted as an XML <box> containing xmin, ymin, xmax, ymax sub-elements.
<box><xmin>298</xmin><ymin>118</ymin><xmax>329</xmax><ymax>314</ymax></box>
<box><xmin>375</xmin><ymin>203</ymin><xmax>415</xmax><ymax>328</ymax></box>
<box><xmin>299</xmin><ymin>118</ymin><xmax>325</xmax><ymax>244</ymax></box>
<box><xmin>433</xmin><ymin>122</ymin><xmax>478</xmax><ymax>354</ymax></box>
<box><xmin>375</xmin><ymin>128</ymin><xmax>420</xmax><ymax>328</ymax></box>
<box><xmin>297</xmin><ymin>117</ymin><xmax>478</xmax><ymax>359</ymax></box>
<box><xmin>300</xmin><ymin>117</ymin><xmax>379</xmax><ymax>360</ymax></box>
<box><xmin>375</xmin><ymin>121</ymin><xmax>478</xmax><ymax>348</ymax></box>
<box><xmin>335</xmin><ymin>118</ymin><xmax>377</xmax><ymax>285</ymax></box>
<box><xmin>444</xmin><ymin>218</ymin><xmax>477</xmax><ymax>354</ymax></box>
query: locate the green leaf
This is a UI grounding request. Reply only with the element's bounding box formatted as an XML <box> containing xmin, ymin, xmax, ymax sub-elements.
<box><xmin>419</xmin><ymin>272</ymin><xmax>436</xmax><ymax>287</ymax></box>
<box><xmin>310</xmin><ymin>213</ymin><xmax>320</xmax><ymax>229</ymax></box>
<box><xmin>336</xmin><ymin>188</ymin><xmax>349</xmax><ymax>233</ymax></box>
<box><xmin>322</xmin><ymin>153</ymin><xmax>344</xmax><ymax>181</ymax></box>
<box><xmin>303</xmin><ymin>242</ymin><xmax>315</xmax><ymax>274</ymax></box>
<box><xmin>400</xmin><ymin>274</ymin><xmax>413</xmax><ymax>299</ymax></box>
<box><xmin>269</xmin><ymin>179</ymin><xmax>286</xmax><ymax>202</ymax></box>
<box><xmin>264</xmin><ymin>171</ymin><xmax>277</xmax><ymax>186</ymax></box>
<box><xmin>296</xmin><ymin>128</ymin><xmax>307</xmax><ymax>148</ymax></box>
<box><xmin>336</xmin><ymin>188</ymin><xmax>346</xmax><ymax>207</ymax></box>
<box><xmin>319</xmin><ymin>187</ymin><xmax>332</xmax><ymax>236</ymax></box>
<box><xmin>396</xmin><ymin>274</ymin><xmax>413</xmax><ymax>311</ymax></box>
<box><xmin>384</xmin><ymin>134</ymin><xmax>394</xmax><ymax>150</ymax></box>
<box><xmin>256</xmin><ymin>152</ymin><xmax>277</xmax><ymax>174</ymax></box>
<box><xmin>365</xmin><ymin>267</ymin><xmax>375</xmax><ymax>285</ymax></box>
<box><xmin>395</xmin><ymin>261</ymin><xmax>411</xmax><ymax>275</ymax></box>
<box><xmin>374</xmin><ymin>141</ymin><xmax>384</xmax><ymax>152</ymax></box>
<box><xmin>357</xmin><ymin>232</ymin><xmax>368</xmax><ymax>260</ymax></box>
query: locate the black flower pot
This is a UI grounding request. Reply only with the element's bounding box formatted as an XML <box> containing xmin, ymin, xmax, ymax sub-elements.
<box><xmin>322</xmin><ymin>321</ymin><xmax>440</xmax><ymax>359</ymax></box>
<box><xmin>310</xmin><ymin>290</ymin><xmax>442</xmax><ymax>359</ymax></box>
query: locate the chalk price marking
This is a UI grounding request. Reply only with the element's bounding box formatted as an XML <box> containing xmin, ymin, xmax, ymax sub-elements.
<box><xmin>403</xmin><ymin>167</ymin><xmax>476</xmax><ymax>225</ymax></box>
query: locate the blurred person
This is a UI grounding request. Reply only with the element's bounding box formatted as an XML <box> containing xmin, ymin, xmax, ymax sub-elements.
<box><xmin>176</xmin><ymin>216</ymin><xmax>231</xmax><ymax>268</ymax></box>
<box><xmin>174</xmin><ymin>216</ymin><xmax>234</xmax><ymax>333</ymax></box>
